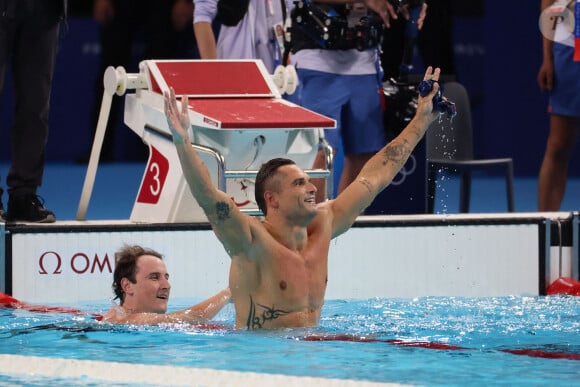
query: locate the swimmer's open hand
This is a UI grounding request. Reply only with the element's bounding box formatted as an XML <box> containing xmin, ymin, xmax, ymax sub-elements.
<box><xmin>164</xmin><ymin>87</ymin><xmax>191</xmax><ymax>144</ymax></box>
<box><xmin>415</xmin><ymin>66</ymin><xmax>441</xmax><ymax>124</ymax></box>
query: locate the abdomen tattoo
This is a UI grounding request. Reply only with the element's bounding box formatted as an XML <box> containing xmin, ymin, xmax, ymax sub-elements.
<box><xmin>246</xmin><ymin>295</ymin><xmax>289</xmax><ymax>329</ymax></box>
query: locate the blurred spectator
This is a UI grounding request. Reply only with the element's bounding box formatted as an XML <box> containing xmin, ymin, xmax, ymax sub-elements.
<box><xmin>76</xmin><ymin>0</ymin><xmax>195</xmax><ymax>163</ymax></box>
<box><xmin>537</xmin><ymin>0</ymin><xmax>580</xmax><ymax>211</ymax></box>
<box><xmin>381</xmin><ymin>0</ymin><xmax>455</xmax><ymax>80</ymax></box>
<box><xmin>194</xmin><ymin>0</ymin><xmax>291</xmax><ymax>73</ymax></box>
<box><xmin>289</xmin><ymin>1</ymin><xmax>425</xmax><ymax>203</ymax></box>
<box><xmin>0</xmin><ymin>0</ymin><xmax>67</xmax><ymax>222</ymax></box>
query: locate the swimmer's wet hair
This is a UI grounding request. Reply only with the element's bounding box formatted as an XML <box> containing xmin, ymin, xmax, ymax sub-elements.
<box><xmin>112</xmin><ymin>245</ymin><xmax>163</xmax><ymax>303</ymax></box>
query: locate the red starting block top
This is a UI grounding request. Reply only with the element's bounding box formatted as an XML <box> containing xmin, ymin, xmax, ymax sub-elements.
<box><xmin>146</xmin><ymin>60</ymin><xmax>275</xmax><ymax>97</ymax></box>
<box><xmin>187</xmin><ymin>98</ymin><xmax>335</xmax><ymax>129</ymax></box>
<box><xmin>144</xmin><ymin>59</ymin><xmax>336</xmax><ymax>129</ymax></box>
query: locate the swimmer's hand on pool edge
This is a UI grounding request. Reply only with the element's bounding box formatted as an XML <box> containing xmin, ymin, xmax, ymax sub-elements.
<box><xmin>100</xmin><ymin>288</ymin><xmax>231</xmax><ymax>326</ymax></box>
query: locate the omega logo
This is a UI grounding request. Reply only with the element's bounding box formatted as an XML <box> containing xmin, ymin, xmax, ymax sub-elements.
<box><xmin>38</xmin><ymin>251</ymin><xmax>113</xmax><ymax>275</ymax></box>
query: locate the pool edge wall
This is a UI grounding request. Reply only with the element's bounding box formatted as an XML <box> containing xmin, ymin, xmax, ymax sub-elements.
<box><xmin>1</xmin><ymin>212</ymin><xmax>579</xmax><ymax>304</ymax></box>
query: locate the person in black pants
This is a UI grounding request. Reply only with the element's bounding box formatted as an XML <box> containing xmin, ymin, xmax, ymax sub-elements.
<box><xmin>77</xmin><ymin>0</ymin><xmax>194</xmax><ymax>163</ymax></box>
<box><xmin>0</xmin><ymin>0</ymin><xmax>66</xmax><ymax>222</ymax></box>
<box><xmin>381</xmin><ymin>0</ymin><xmax>455</xmax><ymax>80</ymax></box>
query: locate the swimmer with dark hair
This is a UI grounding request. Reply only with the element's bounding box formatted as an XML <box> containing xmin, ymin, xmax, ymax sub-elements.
<box><xmin>101</xmin><ymin>244</ymin><xmax>230</xmax><ymax>325</ymax></box>
<box><xmin>165</xmin><ymin>66</ymin><xmax>442</xmax><ymax>330</ymax></box>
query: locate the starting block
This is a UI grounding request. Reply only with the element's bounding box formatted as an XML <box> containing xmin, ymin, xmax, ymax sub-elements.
<box><xmin>77</xmin><ymin>60</ymin><xmax>336</xmax><ymax>223</ymax></box>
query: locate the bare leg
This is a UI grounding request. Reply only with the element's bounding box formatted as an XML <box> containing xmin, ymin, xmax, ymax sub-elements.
<box><xmin>538</xmin><ymin>114</ymin><xmax>580</xmax><ymax>211</ymax></box>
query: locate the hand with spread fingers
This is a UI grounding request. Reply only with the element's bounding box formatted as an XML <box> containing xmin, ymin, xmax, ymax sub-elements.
<box><xmin>164</xmin><ymin>87</ymin><xmax>192</xmax><ymax>144</ymax></box>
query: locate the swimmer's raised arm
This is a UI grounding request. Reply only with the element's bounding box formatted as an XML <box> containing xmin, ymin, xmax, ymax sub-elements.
<box><xmin>327</xmin><ymin>67</ymin><xmax>441</xmax><ymax>237</ymax></box>
<box><xmin>164</xmin><ymin>88</ymin><xmax>253</xmax><ymax>256</ymax></box>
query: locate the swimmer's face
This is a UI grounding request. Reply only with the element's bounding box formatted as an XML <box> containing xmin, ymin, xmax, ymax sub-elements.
<box><xmin>270</xmin><ymin>164</ymin><xmax>318</xmax><ymax>218</ymax></box>
<box><xmin>122</xmin><ymin>255</ymin><xmax>171</xmax><ymax>314</ymax></box>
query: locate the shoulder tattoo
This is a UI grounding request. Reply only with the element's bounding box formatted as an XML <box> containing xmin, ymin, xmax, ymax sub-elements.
<box><xmin>215</xmin><ymin>201</ymin><xmax>231</xmax><ymax>221</ymax></box>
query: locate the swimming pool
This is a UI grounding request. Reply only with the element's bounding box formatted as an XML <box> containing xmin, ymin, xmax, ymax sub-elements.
<box><xmin>1</xmin><ymin>295</ymin><xmax>580</xmax><ymax>386</ymax></box>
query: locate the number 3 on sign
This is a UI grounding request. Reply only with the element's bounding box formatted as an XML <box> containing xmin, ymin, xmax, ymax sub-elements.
<box><xmin>148</xmin><ymin>162</ymin><xmax>161</xmax><ymax>196</ymax></box>
<box><xmin>136</xmin><ymin>146</ymin><xmax>169</xmax><ymax>204</ymax></box>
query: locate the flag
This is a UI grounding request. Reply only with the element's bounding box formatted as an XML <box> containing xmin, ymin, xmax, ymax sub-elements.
<box><xmin>574</xmin><ymin>0</ymin><xmax>580</xmax><ymax>60</ymax></box>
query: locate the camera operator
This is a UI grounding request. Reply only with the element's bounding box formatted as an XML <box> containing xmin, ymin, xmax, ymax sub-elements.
<box><xmin>289</xmin><ymin>0</ymin><xmax>427</xmax><ymax>203</ymax></box>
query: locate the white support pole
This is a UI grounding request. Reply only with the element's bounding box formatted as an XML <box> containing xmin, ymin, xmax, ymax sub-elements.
<box><xmin>76</xmin><ymin>66</ymin><xmax>147</xmax><ymax>220</ymax></box>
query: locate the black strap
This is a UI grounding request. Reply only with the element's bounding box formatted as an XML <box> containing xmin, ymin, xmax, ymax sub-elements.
<box><xmin>281</xmin><ymin>0</ymin><xmax>291</xmax><ymax>65</ymax></box>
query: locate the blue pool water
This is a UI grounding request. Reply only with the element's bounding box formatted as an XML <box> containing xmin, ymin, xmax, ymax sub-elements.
<box><xmin>1</xmin><ymin>296</ymin><xmax>580</xmax><ymax>386</ymax></box>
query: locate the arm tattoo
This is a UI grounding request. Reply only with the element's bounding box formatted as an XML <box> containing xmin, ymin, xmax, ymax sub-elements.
<box><xmin>382</xmin><ymin>140</ymin><xmax>410</xmax><ymax>166</ymax></box>
<box><xmin>357</xmin><ymin>177</ymin><xmax>373</xmax><ymax>194</ymax></box>
<box><xmin>215</xmin><ymin>201</ymin><xmax>231</xmax><ymax>221</ymax></box>
<box><xmin>246</xmin><ymin>295</ymin><xmax>289</xmax><ymax>329</ymax></box>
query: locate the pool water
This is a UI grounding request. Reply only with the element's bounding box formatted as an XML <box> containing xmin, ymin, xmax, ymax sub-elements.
<box><xmin>1</xmin><ymin>295</ymin><xmax>580</xmax><ymax>386</ymax></box>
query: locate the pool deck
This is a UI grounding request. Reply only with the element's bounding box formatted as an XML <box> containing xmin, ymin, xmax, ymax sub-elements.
<box><xmin>1</xmin><ymin>354</ymin><xmax>409</xmax><ymax>387</ymax></box>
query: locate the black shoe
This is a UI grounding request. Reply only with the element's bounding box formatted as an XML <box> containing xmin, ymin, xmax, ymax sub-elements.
<box><xmin>7</xmin><ymin>194</ymin><xmax>56</xmax><ymax>223</ymax></box>
<box><xmin>0</xmin><ymin>201</ymin><xmax>5</xmax><ymax>222</ymax></box>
